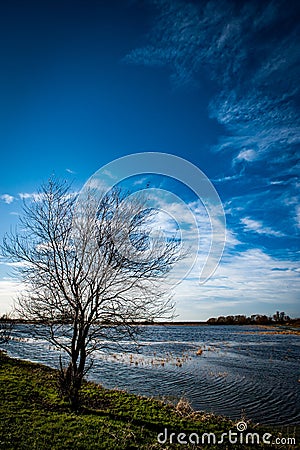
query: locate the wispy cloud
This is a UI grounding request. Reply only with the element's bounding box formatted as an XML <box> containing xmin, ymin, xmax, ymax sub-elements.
<box><xmin>1</xmin><ymin>194</ymin><xmax>15</xmax><ymax>204</ymax></box>
<box><xmin>175</xmin><ymin>247</ymin><xmax>300</xmax><ymax>319</ymax></box>
<box><xmin>133</xmin><ymin>177</ymin><xmax>149</xmax><ymax>186</ymax></box>
<box><xmin>209</xmin><ymin>90</ymin><xmax>300</xmax><ymax>160</ymax></box>
<box><xmin>234</xmin><ymin>149</ymin><xmax>257</xmax><ymax>164</ymax></box>
<box><xmin>212</xmin><ymin>173</ymin><xmax>243</xmax><ymax>183</ymax></box>
<box><xmin>124</xmin><ymin>0</ymin><xmax>299</xmax><ymax>244</ymax></box>
<box><xmin>66</xmin><ymin>168</ymin><xmax>76</xmax><ymax>174</ymax></box>
<box><xmin>0</xmin><ymin>261</ymin><xmax>27</xmax><ymax>268</ymax></box>
<box><xmin>124</xmin><ymin>0</ymin><xmax>299</xmax><ymax>159</ymax></box>
<box><xmin>18</xmin><ymin>192</ymin><xmax>44</xmax><ymax>202</ymax></box>
<box><xmin>225</xmin><ymin>188</ymin><xmax>298</xmax><ymax>244</ymax></box>
<box><xmin>102</xmin><ymin>169</ymin><xmax>118</xmax><ymax>180</ymax></box>
<box><xmin>240</xmin><ymin>217</ymin><xmax>284</xmax><ymax>237</ymax></box>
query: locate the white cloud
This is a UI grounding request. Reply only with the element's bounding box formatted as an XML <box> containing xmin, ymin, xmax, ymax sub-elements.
<box><xmin>124</xmin><ymin>0</ymin><xmax>299</xmax><ymax>181</ymax></box>
<box><xmin>174</xmin><ymin>247</ymin><xmax>300</xmax><ymax>320</ymax></box>
<box><xmin>18</xmin><ymin>192</ymin><xmax>45</xmax><ymax>202</ymax></box>
<box><xmin>1</xmin><ymin>194</ymin><xmax>14</xmax><ymax>204</ymax></box>
<box><xmin>133</xmin><ymin>177</ymin><xmax>148</xmax><ymax>186</ymax></box>
<box><xmin>270</xmin><ymin>180</ymin><xmax>284</xmax><ymax>185</ymax></box>
<box><xmin>1</xmin><ymin>261</ymin><xmax>28</xmax><ymax>268</ymax></box>
<box><xmin>0</xmin><ymin>279</ymin><xmax>22</xmax><ymax>315</ymax></box>
<box><xmin>102</xmin><ymin>169</ymin><xmax>118</xmax><ymax>180</ymax></box>
<box><xmin>240</xmin><ymin>217</ymin><xmax>284</xmax><ymax>237</ymax></box>
<box><xmin>213</xmin><ymin>174</ymin><xmax>242</xmax><ymax>183</ymax></box>
<box><xmin>66</xmin><ymin>168</ymin><xmax>76</xmax><ymax>174</ymax></box>
<box><xmin>82</xmin><ymin>177</ymin><xmax>110</xmax><ymax>193</ymax></box>
<box><xmin>235</xmin><ymin>149</ymin><xmax>257</xmax><ymax>163</ymax></box>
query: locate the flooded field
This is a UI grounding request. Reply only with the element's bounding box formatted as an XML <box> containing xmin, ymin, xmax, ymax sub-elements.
<box><xmin>6</xmin><ymin>324</ymin><xmax>300</xmax><ymax>425</ymax></box>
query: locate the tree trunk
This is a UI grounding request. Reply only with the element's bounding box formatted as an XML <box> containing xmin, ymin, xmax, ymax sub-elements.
<box><xmin>58</xmin><ymin>361</ymin><xmax>84</xmax><ymax>410</ymax></box>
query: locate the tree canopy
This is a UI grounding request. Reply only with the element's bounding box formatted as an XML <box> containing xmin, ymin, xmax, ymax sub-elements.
<box><xmin>2</xmin><ymin>179</ymin><xmax>182</xmax><ymax>407</ymax></box>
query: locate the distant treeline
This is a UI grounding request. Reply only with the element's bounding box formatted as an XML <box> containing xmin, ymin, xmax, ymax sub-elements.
<box><xmin>207</xmin><ymin>311</ymin><xmax>298</xmax><ymax>325</ymax></box>
<box><xmin>1</xmin><ymin>311</ymin><xmax>299</xmax><ymax>326</ymax></box>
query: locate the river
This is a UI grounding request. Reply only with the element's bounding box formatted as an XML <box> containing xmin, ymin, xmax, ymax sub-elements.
<box><xmin>5</xmin><ymin>323</ymin><xmax>300</xmax><ymax>426</ymax></box>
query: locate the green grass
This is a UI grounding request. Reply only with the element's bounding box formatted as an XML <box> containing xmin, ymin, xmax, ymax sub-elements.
<box><xmin>0</xmin><ymin>352</ymin><xmax>297</xmax><ymax>449</ymax></box>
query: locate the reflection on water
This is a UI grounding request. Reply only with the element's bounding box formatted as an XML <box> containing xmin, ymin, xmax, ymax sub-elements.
<box><xmin>5</xmin><ymin>324</ymin><xmax>300</xmax><ymax>425</ymax></box>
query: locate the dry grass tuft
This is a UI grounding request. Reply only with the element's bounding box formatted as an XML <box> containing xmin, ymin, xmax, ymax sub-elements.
<box><xmin>175</xmin><ymin>397</ymin><xmax>194</xmax><ymax>416</ymax></box>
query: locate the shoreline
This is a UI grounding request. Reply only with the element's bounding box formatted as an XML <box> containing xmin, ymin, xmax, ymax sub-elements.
<box><xmin>2</xmin><ymin>318</ymin><xmax>299</xmax><ymax>327</ymax></box>
<box><xmin>0</xmin><ymin>352</ymin><xmax>298</xmax><ymax>449</ymax></box>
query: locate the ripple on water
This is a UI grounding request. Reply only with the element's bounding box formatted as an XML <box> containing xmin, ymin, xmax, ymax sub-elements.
<box><xmin>6</xmin><ymin>324</ymin><xmax>300</xmax><ymax>425</ymax></box>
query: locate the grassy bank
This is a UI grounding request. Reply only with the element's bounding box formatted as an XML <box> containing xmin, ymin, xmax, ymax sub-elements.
<box><xmin>0</xmin><ymin>352</ymin><xmax>297</xmax><ymax>449</ymax></box>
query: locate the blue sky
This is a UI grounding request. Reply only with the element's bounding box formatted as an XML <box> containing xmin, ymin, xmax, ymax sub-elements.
<box><xmin>0</xmin><ymin>0</ymin><xmax>299</xmax><ymax>319</ymax></box>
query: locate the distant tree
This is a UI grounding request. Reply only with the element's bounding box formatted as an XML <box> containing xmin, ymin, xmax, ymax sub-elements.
<box><xmin>0</xmin><ymin>315</ymin><xmax>13</xmax><ymax>347</ymax></box>
<box><xmin>216</xmin><ymin>316</ymin><xmax>226</xmax><ymax>324</ymax></box>
<box><xmin>225</xmin><ymin>315</ymin><xmax>234</xmax><ymax>324</ymax></box>
<box><xmin>1</xmin><ymin>179</ymin><xmax>182</xmax><ymax>409</ymax></box>
<box><xmin>254</xmin><ymin>315</ymin><xmax>269</xmax><ymax>325</ymax></box>
<box><xmin>273</xmin><ymin>311</ymin><xmax>280</xmax><ymax>323</ymax></box>
<box><xmin>207</xmin><ymin>317</ymin><xmax>217</xmax><ymax>324</ymax></box>
<box><xmin>207</xmin><ymin>311</ymin><xmax>293</xmax><ymax>326</ymax></box>
<box><xmin>273</xmin><ymin>311</ymin><xmax>288</xmax><ymax>324</ymax></box>
<box><xmin>233</xmin><ymin>315</ymin><xmax>247</xmax><ymax>325</ymax></box>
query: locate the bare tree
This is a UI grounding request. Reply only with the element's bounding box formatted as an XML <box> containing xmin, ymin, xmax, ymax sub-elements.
<box><xmin>1</xmin><ymin>179</ymin><xmax>181</xmax><ymax>408</ymax></box>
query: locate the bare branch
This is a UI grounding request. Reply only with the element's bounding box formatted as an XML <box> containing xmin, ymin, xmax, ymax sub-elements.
<box><xmin>1</xmin><ymin>178</ymin><xmax>183</xmax><ymax>408</ymax></box>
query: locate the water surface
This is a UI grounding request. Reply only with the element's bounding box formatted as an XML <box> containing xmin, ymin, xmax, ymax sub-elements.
<box><xmin>5</xmin><ymin>324</ymin><xmax>300</xmax><ymax>426</ymax></box>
